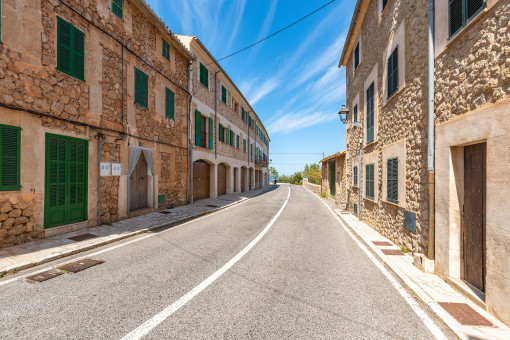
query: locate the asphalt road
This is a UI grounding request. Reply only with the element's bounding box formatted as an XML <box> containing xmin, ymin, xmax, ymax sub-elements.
<box><xmin>0</xmin><ymin>184</ymin><xmax>456</xmax><ymax>339</ymax></box>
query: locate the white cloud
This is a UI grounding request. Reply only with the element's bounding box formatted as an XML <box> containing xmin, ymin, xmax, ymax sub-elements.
<box><xmin>267</xmin><ymin>110</ymin><xmax>337</xmax><ymax>134</ymax></box>
<box><xmin>248</xmin><ymin>78</ymin><xmax>279</xmax><ymax>105</ymax></box>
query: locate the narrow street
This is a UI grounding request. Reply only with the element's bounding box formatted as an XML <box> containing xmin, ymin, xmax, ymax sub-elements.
<box><xmin>0</xmin><ymin>185</ymin><xmax>455</xmax><ymax>339</ymax></box>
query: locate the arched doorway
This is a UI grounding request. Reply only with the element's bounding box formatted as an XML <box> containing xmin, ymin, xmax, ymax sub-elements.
<box><xmin>217</xmin><ymin>163</ymin><xmax>227</xmax><ymax>196</ymax></box>
<box><xmin>193</xmin><ymin>160</ymin><xmax>210</xmax><ymax>200</ymax></box>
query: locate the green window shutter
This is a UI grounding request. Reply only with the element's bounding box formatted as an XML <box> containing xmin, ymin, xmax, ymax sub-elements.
<box><xmin>221</xmin><ymin>86</ymin><xmax>227</xmax><ymax>104</ymax></box>
<box><xmin>230</xmin><ymin>130</ymin><xmax>234</xmax><ymax>146</ymax></box>
<box><xmin>449</xmin><ymin>0</ymin><xmax>485</xmax><ymax>37</ymax></box>
<box><xmin>366</xmin><ymin>82</ymin><xmax>375</xmax><ymax>144</ymax></box>
<box><xmin>194</xmin><ymin>110</ymin><xmax>201</xmax><ymax>147</ymax></box>
<box><xmin>243</xmin><ymin>139</ymin><xmax>246</xmax><ymax>152</ymax></box>
<box><xmin>0</xmin><ymin>125</ymin><xmax>21</xmax><ymax>191</ymax></box>
<box><xmin>200</xmin><ymin>63</ymin><xmax>209</xmax><ymax>88</ymax></box>
<box><xmin>208</xmin><ymin>117</ymin><xmax>213</xmax><ymax>150</ymax></box>
<box><xmin>330</xmin><ymin>161</ymin><xmax>336</xmax><ymax>195</ymax></box>
<box><xmin>236</xmin><ymin>135</ymin><xmax>239</xmax><ymax>149</ymax></box>
<box><xmin>354</xmin><ymin>42</ymin><xmax>360</xmax><ymax>70</ymax></box>
<box><xmin>165</xmin><ymin>88</ymin><xmax>174</xmax><ymax>119</ymax></box>
<box><xmin>162</xmin><ymin>39</ymin><xmax>170</xmax><ymax>61</ymax></box>
<box><xmin>242</xmin><ymin>108</ymin><xmax>245</xmax><ymax>121</ymax></box>
<box><xmin>57</xmin><ymin>17</ymin><xmax>85</xmax><ymax>81</ymax></box>
<box><xmin>353</xmin><ymin>105</ymin><xmax>358</xmax><ymax>122</ymax></box>
<box><xmin>387</xmin><ymin>46</ymin><xmax>399</xmax><ymax>99</ymax></box>
<box><xmin>112</xmin><ymin>0</ymin><xmax>123</xmax><ymax>19</ymax></box>
<box><xmin>366</xmin><ymin>164</ymin><xmax>374</xmax><ymax>200</ymax></box>
<box><xmin>134</xmin><ymin>68</ymin><xmax>148</xmax><ymax>108</ymax></box>
<box><xmin>387</xmin><ymin>158</ymin><xmax>398</xmax><ymax>203</ymax></box>
<box><xmin>218</xmin><ymin>124</ymin><xmax>223</xmax><ymax>142</ymax></box>
<box><xmin>353</xmin><ymin>166</ymin><xmax>358</xmax><ymax>186</ymax></box>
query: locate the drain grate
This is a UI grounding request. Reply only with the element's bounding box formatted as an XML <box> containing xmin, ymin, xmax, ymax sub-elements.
<box><xmin>438</xmin><ymin>302</ymin><xmax>493</xmax><ymax>326</ymax></box>
<box><xmin>373</xmin><ymin>241</ymin><xmax>393</xmax><ymax>247</ymax></box>
<box><xmin>26</xmin><ymin>269</ymin><xmax>63</xmax><ymax>283</ymax></box>
<box><xmin>381</xmin><ymin>249</ymin><xmax>404</xmax><ymax>256</ymax></box>
<box><xmin>68</xmin><ymin>233</ymin><xmax>97</xmax><ymax>242</ymax></box>
<box><xmin>207</xmin><ymin>204</ymin><xmax>219</xmax><ymax>208</ymax></box>
<box><xmin>158</xmin><ymin>211</ymin><xmax>172</xmax><ymax>215</ymax></box>
<box><xmin>57</xmin><ymin>259</ymin><xmax>103</xmax><ymax>273</ymax></box>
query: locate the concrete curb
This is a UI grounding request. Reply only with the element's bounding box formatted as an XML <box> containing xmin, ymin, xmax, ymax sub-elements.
<box><xmin>0</xmin><ymin>187</ymin><xmax>273</xmax><ymax>277</ymax></box>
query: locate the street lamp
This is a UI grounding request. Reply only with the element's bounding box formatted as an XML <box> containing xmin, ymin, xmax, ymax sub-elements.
<box><xmin>338</xmin><ymin>105</ymin><xmax>363</xmax><ymax>220</ymax></box>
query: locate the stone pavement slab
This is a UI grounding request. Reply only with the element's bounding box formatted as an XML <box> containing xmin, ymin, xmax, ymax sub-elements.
<box><xmin>0</xmin><ymin>186</ymin><xmax>274</xmax><ymax>277</ymax></box>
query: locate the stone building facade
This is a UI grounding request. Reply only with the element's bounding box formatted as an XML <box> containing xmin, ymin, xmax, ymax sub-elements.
<box><xmin>176</xmin><ymin>36</ymin><xmax>270</xmax><ymax>201</ymax></box>
<box><xmin>320</xmin><ymin>151</ymin><xmax>347</xmax><ymax>207</ymax></box>
<box><xmin>339</xmin><ymin>0</ymin><xmax>510</xmax><ymax>326</ymax></box>
<box><xmin>0</xmin><ymin>0</ymin><xmax>192</xmax><ymax>247</ymax></box>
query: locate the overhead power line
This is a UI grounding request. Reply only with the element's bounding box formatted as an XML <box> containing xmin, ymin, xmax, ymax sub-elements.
<box><xmin>271</xmin><ymin>153</ymin><xmax>323</xmax><ymax>155</ymax></box>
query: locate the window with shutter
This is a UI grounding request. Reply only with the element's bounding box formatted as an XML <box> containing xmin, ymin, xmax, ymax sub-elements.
<box><xmin>354</xmin><ymin>42</ymin><xmax>360</xmax><ymax>71</ymax></box>
<box><xmin>243</xmin><ymin>139</ymin><xmax>246</xmax><ymax>152</ymax></box>
<box><xmin>221</xmin><ymin>85</ymin><xmax>227</xmax><ymax>104</ymax></box>
<box><xmin>226</xmin><ymin>128</ymin><xmax>229</xmax><ymax>145</ymax></box>
<box><xmin>218</xmin><ymin>124</ymin><xmax>223</xmax><ymax>142</ymax></box>
<box><xmin>366</xmin><ymin>82</ymin><xmax>375</xmax><ymax>144</ymax></box>
<box><xmin>0</xmin><ymin>124</ymin><xmax>21</xmax><ymax>191</ymax></box>
<box><xmin>449</xmin><ymin>0</ymin><xmax>485</xmax><ymax>37</ymax></box>
<box><xmin>112</xmin><ymin>0</ymin><xmax>123</xmax><ymax>19</ymax></box>
<box><xmin>57</xmin><ymin>17</ymin><xmax>85</xmax><ymax>81</ymax></box>
<box><xmin>242</xmin><ymin>107</ymin><xmax>245</xmax><ymax>121</ymax></box>
<box><xmin>387</xmin><ymin>46</ymin><xmax>399</xmax><ymax>99</ymax></box>
<box><xmin>230</xmin><ymin>130</ymin><xmax>234</xmax><ymax>146</ymax></box>
<box><xmin>165</xmin><ymin>88</ymin><xmax>174</xmax><ymax>119</ymax></box>
<box><xmin>162</xmin><ymin>39</ymin><xmax>170</xmax><ymax>61</ymax></box>
<box><xmin>387</xmin><ymin>158</ymin><xmax>398</xmax><ymax>203</ymax></box>
<box><xmin>200</xmin><ymin>63</ymin><xmax>209</xmax><ymax>88</ymax></box>
<box><xmin>236</xmin><ymin>135</ymin><xmax>239</xmax><ymax>149</ymax></box>
<box><xmin>134</xmin><ymin>68</ymin><xmax>148</xmax><ymax>108</ymax></box>
<box><xmin>208</xmin><ymin>117</ymin><xmax>213</xmax><ymax>150</ymax></box>
<box><xmin>353</xmin><ymin>166</ymin><xmax>358</xmax><ymax>186</ymax></box>
<box><xmin>194</xmin><ymin>110</ymin><xmax>201</xmax><ymax>147</ymax></box>
<box><xmin>353</xmin><ymin>104</ymin><xmax>358</xmax><ymax>122</ymax></box>
<box><xmin>366</xmin><ymin>164</ymin><xmax>375</xmax><ymax>200</ymax></box>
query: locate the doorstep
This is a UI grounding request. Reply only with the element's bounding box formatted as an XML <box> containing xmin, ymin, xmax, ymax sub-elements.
<box><xmin>44</xmin><ymin>221</ymin><xmax>88</xmax><ymax>238</ymax></box>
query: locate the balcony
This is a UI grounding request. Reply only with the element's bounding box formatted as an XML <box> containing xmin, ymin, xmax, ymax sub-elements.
<box><xmin>255</xmin><ymin>155</ymin><xmax>267</xmax><ymax>167</ymax></box>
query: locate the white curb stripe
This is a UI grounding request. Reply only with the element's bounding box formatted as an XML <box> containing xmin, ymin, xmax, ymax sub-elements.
<box><xmin>316</xmin><ymin>196</ymin><xmax>448</xmax><ymax>340</ymax></box>
<box><xmin>120</xmin><ymin>187</ymin><xmax>291</xmax><ymax>340</ymax></box>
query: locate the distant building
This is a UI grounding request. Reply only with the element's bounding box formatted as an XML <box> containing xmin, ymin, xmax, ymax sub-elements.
<box><xmin>320</xmin><ymin>151</ymin><xmax>346</xmax><ymax>206</ymax></box>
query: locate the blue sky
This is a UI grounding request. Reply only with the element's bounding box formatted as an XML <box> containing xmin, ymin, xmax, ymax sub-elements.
<box><xmin>146</xmin><ymin>0</ymin><xmax>356</xmax><ymax>176</ymax></box>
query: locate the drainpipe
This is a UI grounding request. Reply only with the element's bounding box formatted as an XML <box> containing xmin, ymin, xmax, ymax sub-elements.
<box><xmin>187</xmin><ymin>61</ymin><xmax>193</xmax><ymax>203</ymax></box>
<box><xmin>427</xmin><ymin>0</ymin><xmax>435</xmax><ymax>260</ymax></box>
<box><xmin>95</xmin><ymin>132</ymin><xmax>104</xmax><ymax>226</ymax></box>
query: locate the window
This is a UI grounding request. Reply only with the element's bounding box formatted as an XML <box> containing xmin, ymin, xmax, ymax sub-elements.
<box><xmin>354</xmin><ymin>42</ymin><xmax>360</xmax><ymax>71</ymax></box>
<box><xmin>243</xmin><ymin>139</ymin><xmax>246</xmax><ymax>152</ymax></box>
<box><xmin>162</xmin><ymin>39</ymin><xmax>170</xmax><ymax>61</ymax></box>
<box><xmin>225</xmin><ymin>128</ymin><xmax>229</xmax><ymax>144</ymax></box>
<box><xmin>219</xmin><ymin>124</ymin><xmax>224</xmax><ymax>142</ymax></box>
<box><xmin>353</xmin><ymin>104</ymin><xmax>358</xmax><ymax>122</ymax></box>
<box><xmin>236</xmin><ymin>135</ymin><xmax>239</xmax><ymax>149</ymax></box>
<box><xmin>387</xmin><ymin>158</ymin><xmax>398</xmax><ymax>203</ymax></box>
<box><xmin>165</xmin><ymin>88</ymin><xmax>174</xmax><ymax>119</ymax></box>
<box><xmin>199</xmin><ymin>63</ymin><xmax>209</xmax><ymax>88</ymax></box>
<box><xmin>366</xmin><ymin>82</ymin><xmax>375</xmax><ymax>144</ymax></box>
<box><xmin>0</xmin><ymin>124</ymin><xmax>21</xmax><ymax>191</ymax></box>
<box><xmin>57</xmin><ymin>17</ymin><xmax>85</xmax><ymax>81</ymax></box>
<box><xmin>194</xmin><ymin>110</ymin><xmax>202</xmax><ymax>147</ymax></box>
<box><xmin>112</xmin><ymin>0</ymin><xmax>123</xmax><ymax>19</ymax></box>
<box><xmin>134</xmin><ymin>68</ymin><xmax>148</xmax><ymax>108</ymax></box>
<box><xmin>250</xmin><ymin>144</ymin><xmax>253</xmax><ymax>161</ymax></box>
<box><xmin>365</xmin><ymin>164</ymin><xmax>375</xmax><ymax>200</ymax></box>
<box><xmin>221</xmin><ymin>85</ymin><xmax>227</xmax><ymax>104</ymax></box>
<box><xmin>382</xmin><ymin>0</ymin><xmax>388</xmax><ymax>11</ymax></box>
<box><xmin>387</xmin><ymin>46</ymin><xmax>399</xmax><ymax>98</ymax></box>
<box><xmin>353</xmin><ymin>166</ymin><xmax>358</xmax><ymax>186</ymax></box>
<box><xmin>449</xmin><ymin>0</ymin><xmax>485</xmax><ymax>37</ymax></box>
<box><xmin>230</xmin><ymin>130</ymin><xmax>234</xmax><ymax>146</ymax></box>
<box><xmin>353</xmin><ymin>203</ymin><xmax>358</xmax><ymax>215</ymax></box>
<box><xmin>208</xmin><ymin>117</ymin><xmax>213</xmax><ymax>150</ymax></box>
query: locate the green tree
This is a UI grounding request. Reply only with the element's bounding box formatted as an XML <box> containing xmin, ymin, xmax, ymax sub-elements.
<box><xmin>269</xmin><ymin>166</ymin><xmax>279</xmax><ymax>180</ymax></box>
<box><xmin>303</xmin><ymin>163</ymin><xmax>321</xmax><ymax>185</ymax></box>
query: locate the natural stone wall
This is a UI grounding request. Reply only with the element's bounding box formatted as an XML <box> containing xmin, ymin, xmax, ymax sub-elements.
<box><xmin>100</xmin><ymin>141</ymin><xmax>121</xmax><ymax>223</ymax></box>
<box><xmin>0</xmin><ymin>195</ymin><xmax>43</xmax><ymax>247</ymax></box>
<box><xmin>101</xmin><ymin>46</ymin><xmax>124</xmax><ymax>129</ymax></box>
<box><xmin>303</xmin><ymin>179</ymin><xmax>321</xmax><ymax>196</ymax></box>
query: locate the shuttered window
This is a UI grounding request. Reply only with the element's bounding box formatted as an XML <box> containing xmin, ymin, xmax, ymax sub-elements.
<box><xmin>243</xmin><ymin>139</ymin><xmax>246</xmax><ymax>152</ymax></box>
<box><xmin>230</xmin><ymin>130</ymin><xmax>234</xmax><ymax>146</ymax></box>
<box><xmin>365</xmin><ymin>164</ymin><xmax>375</xmax><ymax>200</ymax></box>
<box><xmin>208</xmin><ymin>117</ymin><xmax>213</xmax><ymax>150</ymax></box>
<box><xmin>221</xmin><ymin>85</ymin><xmax>227</xmax><ymax>104</ymax></box>
<box><xmin>226</xmin><ymin>128</ymin><xmax>229</xmax><ymax>145</ymax></box>
<box><xmin>353</xmin><ymin>166</ymin><xmax>358</xmax><ymax>186</ymax></box>
<box><xmin>449</xmin><ymin>0</ymin><xmax>485</xmax><ymax>37</ymax></box>
<box><xmin>242</xmin><ymin>107</ymin><xmax>245</xmax><ymax>121</ymax></box>
<box><xmin>57</xmin><ymin>17</ymin><xmax>85</xmax><ymax>81</ymax></box>
<box><xmin>112</xmin><ymin>0</ymin><xmax>123</xmax><ymax>19</ymax></box>
<box><xmin>134</xmin><ymin>68</ymin><xmax>148</xmax><ymax>108</ymax></box>
<box><xmin>199</xmin><ymin>63</ymin><xmax>209</xmax><ymax>88</ymax></box>
<box><xmin>218</xmin><ymin>124</ymin><xmax>224</xmax><ymax>142</ymax></box>
<box><xmin>366</xmin><ymin>82</ymin><xmax>375</xmax><ymax>144</ymax></box>
<box><xmin>194</xmin><ymin>110</ymin><xmax>201</xmax><ymax>147</ymax></box>
<box><xmin>162</xmin><ymin>39</ymin><xmax>170</xmax><ymax>61</ymax></box>
<box><xmin>387</xmin><ymin>46</ymin><xmax>399</xmax><ymax>99</ymax></box>
<box><xmin>236</xmin><ymin>135</ymin><xmax>239</xmax><ymax>149</ymax></box>
<box><xmin>165</xmin><ymin>88</ymin><xmax>174</xmax><ymax>119</ymax></box>
<box><xmin>354</xmin><ymin>42</ymin><xmax>360</xmax><ymax>71</ymax></box>
<box><xmin>0</xmin><ymin>124</ymin><xmax>21</xmax><ymax>191</ymax></box>
<box><xmin>353</xmin><ymin>203</ymin><xmax>358</xmax><ymax>215</ymax></box>
<box><xmin>353</xmin><ymin>104</ymin><xmax>358</xmax><ymax>122</ymax></box>
<box><xmin>387</xmin><ymin>158</ymin><xmax>398</xmax><ymax>203</ymax></box>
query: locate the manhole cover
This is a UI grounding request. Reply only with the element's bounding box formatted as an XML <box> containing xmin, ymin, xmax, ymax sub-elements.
<box><xmin>57</xmin><ymin>259</ymin><xmax>103</xmax><ymax>273</ymax></box>
<box><xmin>373</xmin><ymin>241</ymin><xmax>393</xmax><ymax>247</ymax></box>
<box><xmin>438</xmin><ymin>302</ymin><xmax>493</xmax><ymax>326</ymax></box>
<box><xmin>26</xmin><ymin>269</ymin><xmax>63</xmax><ymax>283</ymax></box>
<box><xmin>159</xmin><ymin>211</ymin><xmax>172</xmax><ymax>215</ymax></box>
<box><xmin>207</xmin><ymin>205</ymin><xmax>219</xmax><ymax>208</ymax></box>
<box><xmin>68</xmin><ymin>233</ymin><xmax>97</xmax><ymax>242</ymax></box>
<box><xmin>381</xmin><ymin>249</ymin><xmax>404</xmax><ymax>256</ymax></box>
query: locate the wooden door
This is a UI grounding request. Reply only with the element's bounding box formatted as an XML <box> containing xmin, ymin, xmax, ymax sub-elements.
<box><xmin>193</xmin><ymin>161</ymin><xmax>210</xmax><ymax>200</ymax></box>
<box><xmin>130</xmin><ymin>153</ymin><xmax>148</xmax><ymax>211</ymax></box>
<box><xmin>241</xmin><ymin>168</ymin><xmax>246</xmax><ymax>192</ymax></box>
<box><xmin>217</xmin><ymin>164</ymin><xmax>226</xmax><ymax>196</ymax></box>
<box><xmin>463</xmin><ymin>143</ymin><xmax>486</xmax><ymax>292</ymax></box>
<box><xmin>330</xmin><ymin>161</ymin><xmax>336</xmax><ymax>195</ymax></box>
<box><xmin>45</xmin><ymin>134</ymin><xmax>88</xmax><ymax>229</ymax></box>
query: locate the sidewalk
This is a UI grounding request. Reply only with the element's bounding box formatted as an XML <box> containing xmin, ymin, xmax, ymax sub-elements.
<box><xmin>0</xmin><ymin>186</ymin><xmax>274</xmax><ymax>277</ymax></box>
<box><xmin>329</xmin><ymin>203</ymin><xmax>510</xmax><ymax>339</ymax></box>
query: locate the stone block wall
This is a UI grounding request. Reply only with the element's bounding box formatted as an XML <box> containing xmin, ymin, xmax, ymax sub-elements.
<box><xmin>303</xmin><ymin>179</ymin><xmax>321</xmax><ymax>196</ymax></box>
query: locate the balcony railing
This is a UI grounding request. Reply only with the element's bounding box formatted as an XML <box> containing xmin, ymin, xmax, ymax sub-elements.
<box><xmin>255</xmin><ymin>156</ymin><xmax>267</xmax><ymax>167</ymax></box>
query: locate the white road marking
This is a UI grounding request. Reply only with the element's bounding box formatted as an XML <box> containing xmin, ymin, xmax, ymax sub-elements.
<box><xmin>120</xmin><ymin>186</ymin><xmax>291</xmax><ymax>340</ymax></box>
<box><xmin>315</xmin><ymin>194</ymin><xmax>448</xmax><ymax>340</ymax></box>
<box><xmin>0</xmin><ymin>188</ymin><xmax>282</xmax><ymax>287</ymax></box>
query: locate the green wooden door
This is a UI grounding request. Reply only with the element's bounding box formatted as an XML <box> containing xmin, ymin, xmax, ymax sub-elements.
<box><xmin>45</xmin><ymin>134</ymin><xmax>88</xmax><ymax>229</ymax></box>
<box><xmin>330</xmin><ymin>161</ymin><xmax>336</xmax><ymax>196</ymax></box>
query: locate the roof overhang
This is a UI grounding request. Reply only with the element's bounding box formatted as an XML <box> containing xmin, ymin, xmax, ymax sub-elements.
<box><xmin>338</xmin><ymin>0</ymin><xmax>369</xmax><ymax>68</ymax></box>
<box><xmin>320</xmin><ymin>150</ymin><xmax>346</xmax><ymax>163</ymax></box>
